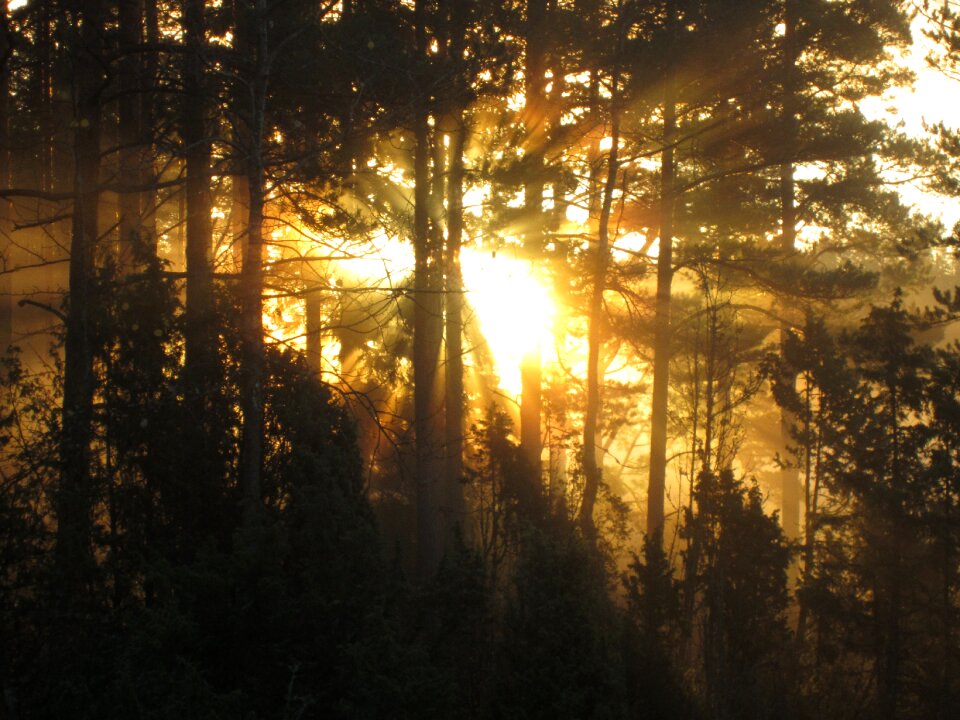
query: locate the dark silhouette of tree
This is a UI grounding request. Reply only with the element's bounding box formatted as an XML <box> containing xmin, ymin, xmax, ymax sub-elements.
<box><xmin>681</xmin><ymin>468</ymin><xmax>793</xmax><ymax>720</ymax></box>
<box><xmin>56</xmin><ymin>0</ymin><xmax>106</xmax><ymax>598</ymax></box>
<box><xmin>774</xmin><ymin>297</ymin><xmax>960</xmax><ymax>719</ymax></box>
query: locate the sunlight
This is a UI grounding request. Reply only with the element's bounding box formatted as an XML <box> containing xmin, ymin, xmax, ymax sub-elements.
<box><xmin>272</xmin><ymin>229</ymin><xmax>557</xmax><ymax>398</ymax></box>
<box><xmin>461</xmin><ymin>247</ymin><xmax>556</xmax><ymax>398</ymax></box>
<box><xmin>565</xmin><ymin>202</ymin><xmax>590</xmax><ymax>225</ymax></box>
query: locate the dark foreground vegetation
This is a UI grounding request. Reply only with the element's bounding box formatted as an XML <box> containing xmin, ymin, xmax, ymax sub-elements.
<box><xmin>2</xmin><ymin>272</ymin><xmax>960</xmax><ymax>719</ymax></box>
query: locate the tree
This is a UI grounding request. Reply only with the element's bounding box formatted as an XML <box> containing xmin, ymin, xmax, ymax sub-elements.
<box><xmin>116</xmin><ymin>0</ymin><xmax>145</xmax><ymax>269</ymax></box>
<box><xmin>774</xmin><ymin>298</ymin><xmax>960</xmax><ymax>719</ymax></box>
<box><xmin>580</xmin><ymin>0</ymin><xmax>628</xmax><ymax>541</ymax></box>
<box><xmin>181</xmin><ymin>0</ymin><xmax>215</xmax><ymax>387</ymax></box>
<box><xmin>681</xmin><ymin>468</ymin><xmax>793</xmax><ymax>719</ymax></box>
<box><xmin>519</xmin><ymin>0</ymin><xmax>547</xmax><ymax>481</ymax></box>
<box><xmin>234</xmin><ymin>0</ymin><xmax>270</xmax><ymax>518</ymax></box>
<box><xmin>646</xmin><ymin>0</ymin><xmax>677</xmax><ymax>540</ymax></box>
<box><xmin>642</xmin><ymin>0</ymin><xmax>916</xmax><ymax>544</ymax></box>
<box><xmin>56</xmin><ymin>0</ymin><xmax>105</xmax><ymax>595</ymax></box>
<box><xmin>442</xmin><ymin>0</ymin><xmax>471</xmax><ymax>543</ymax></box>
<box><xmin>412</xmin><ymin>0</ymin><xmax>445</xmax><ymax>578</ymax></box>
<box><xmin>0</xmin><ymin>0</ymin><xmax>10</xmax><ymax>355</ymax></box>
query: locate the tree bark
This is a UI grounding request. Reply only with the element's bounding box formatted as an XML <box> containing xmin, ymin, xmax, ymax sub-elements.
<box><xmin>36</xmin><ymin>1</ymin><xmax>53</xmax><ymax>193</ymax></box>
<box><xmin>413</xmin><ymin>0</ymin><xmax>443</xmax><ymax>579</ymax></box>
<box><xmin>647</xmin><ymin>17</ymin><xmax>676</xmax><ymax>543</ymax></box>
<box><xmin>237</xmin><ymin>0</ymin><xmax>268</xmax><ymax>519</ymax></box>
<box><xmin>520</xmin><ymin>0</ymin><xmax>546</xmax><ymax>479</ymax></box>
<box><xmin>445</xmin><ymin>113</ymin><xmax>467</xmax><ymax>538</ymax></box>
<box><xmin>0</xmin><ymin>0</ymin><xmax>11</xmax><ymax>354</ymax></box>
<box><xmin>181</xmin><ymin>0</ymin><xmax>214</xmax><ymax>384</ymax></box>
<box><xmin>117</xmin><ymin>0</ymin><xmax>143</xmax><ymax>269</ymax></box>
<box><xmin>57</xmin><ymin>0</ymin><xmax>104</xmax><ymax>591</ymax></box>
<box><xmin>305</xmin><ymin>288</ymin><xmax>322</xmax><ymax>376</ymax></box>
<box><xmin>139</xmin><ymin>0</ymin><xmax>159</xmax><ymax>254</ymax></box>
<box><xmin>231</xmin><ymin>174</ymin><xmax>249</xmax><ymax>271</ymax></box>
<box><xmin>779</xmin><ymin>0</ymin><xmax>801</xmax><ymax>543</ymax></box>
<box><xmin>520</xmin><ymin>350</ymin><xmax>542</xmax><ymax>470</ymax></box>
<box><xmin>580</xmin><ymin>13</ymin><xmax>623</xmax><ymax>538</ymax></box>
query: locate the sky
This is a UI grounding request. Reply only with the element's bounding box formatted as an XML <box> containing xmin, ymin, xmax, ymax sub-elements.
<box><xmin>862</xmin><ymin>14</ymin><xmax>960</xmax><ymax>226</ymax></box>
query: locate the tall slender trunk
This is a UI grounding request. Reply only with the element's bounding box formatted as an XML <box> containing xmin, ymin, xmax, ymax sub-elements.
<box><xmin>445</xmin><ymin>113</ymin><xmax>467</xmax><ymax>537</ymax></box>
<box><xmin>57</xmin><ymin>0</ymin><xmax>103</xmax><ymax>591</ymax></box>
<box><xmin>797</xmin><ymin>378</ymin><xmax>816</xmax><ymax>638</ymax></box>
<box><xmin>240</xmin><ymin>155</ymin><xmax>265</xmax><ymax>517</ymax></box>
<box><xmin>37</xmin><ymin>2</ymin><xmax>53</xmax><ymax>193</ymax></box>
<box><xmin>520</xmin><ymin>351</ymin><xmax>542</xmax><ymax>469</ymax></box>
<box><xmin>51</xmin><ymin>6</ymin><xmax>73</xmax><ymax>196</ymax></box>
<box><xmin>877</xmin><ymin>382</ymin><xmax>903</xmax><ymax>720</ymax></box>
<box><xmin>548</xmin><ymin>346</ymin><xmax>569</xmax><ymax>504</ymax></box>
<box><xmin>117</xmin><ymin>0</ymin><xmax>142</xmax><ymax>269</ymax></box>
<box><xmin>182</xmin><ymin>0</ymin><xmax>214</xmax><ymax>383</ymax></box>
<box><xmin>703</xmin><ymin>302</ymin><xmax>718</xmax><ymax>473</ymax></box>
<box><xmin>177</xmin><ymin>0</ymin><xmax>218</xmax><ymax>549</ymax></box>
<box><xmin>647</xmin><ymin>17</ymin><xmax>676</xmax><ymax>543</ymax></box>
<box><xmin>413</xmin><ymin>0</ymin><xmax>442</xmax><ymax>579</ymax></box>
<box><xmin>580</xmin><ymin>16</ymin><xmax>623</xmax><ymax>538</ymax></box>
<box><xmin>520</xmin><ymin>0</ymin><xmax>546</xmax><ymax>479</ymax></box>
<box><xmin>438</xmin><ymin>0</ymin><xmax>470</xmax><ymax>542</ymax></box>
<box><xmin>231</xmin><ymin>174</ymin><xmax>248</xmax><ymax>271</ymax></box>
<box><xmin>429</xmin><ymin>115</ymin><xmax>447</xmax><ymax>531</ymax></box>
<box><xmin>0</xmin><ymin>0</ymin><xmax>11</xmax><ymax>354</ymax></box>
<box><xmin>140</xmin><ymin>0</ymin><xmax>159</xmax><ymax>254</ymax></box>
<box><xmin>305</xmin><ymin>289</ymin><xmax>322</xmax><ymax>376</ymax></box>
<box><xmin>33</xmin><ymin>1</ymin><xmax>63</xmax><ymax>292</ymax></box>
<box><xmin>238</xmin><ymin>0</ymin><xmax>268</xmax><ymax>518</ymax></box>
<box><xmin>780</xmin><ymin>0</ymin><xmax>800</xmax><ymax>544</ymax></box>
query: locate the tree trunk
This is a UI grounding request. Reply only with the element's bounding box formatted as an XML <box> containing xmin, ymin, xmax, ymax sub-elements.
<box><xmin>181</xmin><ymin>0</ymin><xmax>214</xmax><ymax>383</ymax></box>
<box><xmin>305</xmin><ymin>288</ymin><xmax>322</xmax><ymax>376</ymax></box>
<box><xmin>429</xmin><ymin>115</ymin><xmax>447</xmax><ymax>532</ymax></box>
<box><xmin>36</xmin><ymin>1</ymin><xmax>53</xmax><ymax>193</ymax></box>
<box><xmin>0</xmin><ymin>0</ymin><xmax>11</xmax><ymax>355</ymax></box>
<box><xmin>520</xmin><ymin>0</ymin><xmax>546</xmax><ymax>480</ymax></box>
<box><xmin>413</xmin><ymin>0</ymin><xmax>442</xmax><ymax>579</ymax></box>
<box><xmin>57</xmin><ymin>0</ymin><xmax>103</xmax><ymax>591</ymax></box>
<box><xmin>445</xmin><ymin>113</ymin><xmax>467</xmax><ymax>538</ymax></box>
<box><xmin>231</xmin><ymin>174</ymin><xmax>248</xmax><ymax>271</ymax></box>
<box><xmin>33</xmin><ymin>1</ymin><xmax>64</xmax><ymax>292</ymax></box>
<box><xmin>779</xmin><ymin>0</ymin><xmax>801</xmax><ymax>544</ymax></box>
<box><xmin>520</xmin><ymin>351</ymin><xmax>542</xmax><ymax>471</ymax></box>
<box><xmin>580</xmin><ymin>21</ymin><xmax>622</xmax><ymax>538</ymax></box>
<box><xmin>117</xmin><ymin>0</ymin><xmax>142</xmax><ymax>269</ymax></box>
<box><xmin>238</xmin><ymin>0</ymin><xmax>268</xmax><ymax>519</ymax></box>
<box><xmin>140</xmin><ymin>0</ymin><xmax>159</xmax><ymax>254</ymax></box>
<box><xmin>647</xmin><ymin>25</ymin><xmax>676</xmax><ymax>543</ymax></box>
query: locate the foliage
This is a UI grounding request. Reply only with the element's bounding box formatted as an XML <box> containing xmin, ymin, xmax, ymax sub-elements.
<box><xmin>682</xmin><ymin>468</ymin><xmax>793</xmax><ymax>720</ymax></box>
<box><xmin>773</xmin><ymin>297</ymin><xmax>960</xmax><ymax>719</ymax></box>
<box><xmin>493</xmin><ymin>520</ymin><xmax>626</xmax><ymax>720</ymax></box>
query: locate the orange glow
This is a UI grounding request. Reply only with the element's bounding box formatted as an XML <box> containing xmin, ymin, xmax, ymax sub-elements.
<box><xmin>262</xmin><ymin>229</ymin><xmax>560</xmax><ymax>399</ymax></box>
<box><xmin>461</xmin><ymin>248</ymin><xmax>555</xmax><ymax>398</ymax></box>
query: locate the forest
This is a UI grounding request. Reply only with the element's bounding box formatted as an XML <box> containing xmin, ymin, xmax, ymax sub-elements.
<box><xmin>1</xmin><ymin>0</ymin><xmax>960</xmax><ymax>717</ymax></box>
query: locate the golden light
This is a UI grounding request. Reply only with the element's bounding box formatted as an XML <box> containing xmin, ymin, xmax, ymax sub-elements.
<box><xmin>565</xmin><ymin>202</ymin><xmax>590</xmax><ymax>225</ymax></box>
<box><xmin>612</xmin><ymin>230</ymin><xmax>652</xmax><ymax>262</ymax></box>
<box><xmin>264</xmin><ymin>225</ymin><xmax>559</xmax><ymax>397</ymax></box>
<box><xmin>461</xmin><ymin>247</ymin><xmax>556</xmax><ymax>398</ymax></box>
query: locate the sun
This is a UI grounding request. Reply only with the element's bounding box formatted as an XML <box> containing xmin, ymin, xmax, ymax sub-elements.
<box><xmin>265</xmin><ymin>228</ymin><xmax>558</xmax><ymax>400</ymax></box>
<box><xmin>461</xmin><ymin>248</ymin><xmax>556</xmax><ymax>398</ymax></box>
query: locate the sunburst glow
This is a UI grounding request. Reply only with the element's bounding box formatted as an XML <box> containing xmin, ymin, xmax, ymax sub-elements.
<box><xmin>461</xmin><ymin>248</ymin><xmax>556</xmax><ymax>397</ymax></box>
